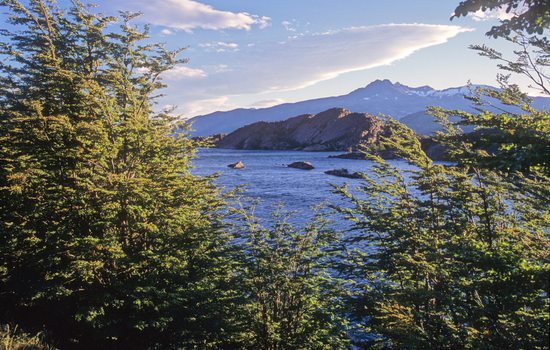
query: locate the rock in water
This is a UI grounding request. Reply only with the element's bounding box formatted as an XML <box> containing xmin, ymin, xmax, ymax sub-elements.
<box><xmin>228</xmin><ymin>161</ymin><xmax>245</xmax><ymax>169</ymax></box>
<box><xmin>324</xmin><ymin>168</ymin><xmax>363</xmax><ymax>179</ymax></box>
<box><xmin>288</xmin><ymin>161</ymin><xmax>314</xmax><ymax>170</ymax></box>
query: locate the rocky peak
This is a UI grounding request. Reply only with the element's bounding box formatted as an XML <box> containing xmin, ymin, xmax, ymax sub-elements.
<box><xmin>365</xmin><ymin>79</ymin><xmax>395</xmax><ymax>89</ymax></box>
<box><xmin>314</xmin><ymin>107</ymin><xmax>351</xmax><ymax>120</ymax></box>
<box><xmin>216</xmin><ymin>108</ymin><xmax>388</xmax><ymax>151</ymax></box>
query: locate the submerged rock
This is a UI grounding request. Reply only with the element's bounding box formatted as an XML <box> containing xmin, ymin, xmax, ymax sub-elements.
<box><xmin>288</xmin><ymin>161</ymin><xmax>314</xmax><ymax>170</ymax></box>
<box><xmin>329</xmin><ymin>152</ymin><xmax>367</xmax><ymax>160</ymax></box>
<box><xmin>228</xmin><ymin>161</ymin><xmax>245</xmax><ymax>169</ymax></box>
<box><xmin>324</xmin><ymin>168</ymin><xmax>363</xmax><ymax>179</ymax></box>
<box><xmin>329</xmin><ymin>150</ymin><xmax>398</xmax><ymax>160</ymax></box>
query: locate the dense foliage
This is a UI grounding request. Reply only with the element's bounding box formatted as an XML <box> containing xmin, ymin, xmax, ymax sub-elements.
<box><xmin>231</xmin><ymin>207</ymin><xmax>350</xmax><ymax>349</ymax></box>
<box><xmin>335</xmin><ymin>117</ymin><xmax>549</xmax><ymax>349</ymax></box>
<box><xmin>0</xmin><ymin>1</ymin><xmax>234</xmax><ymax>348</ymax></box>
<box><xmin>0</xmin><ymin>0</ymin><xmax>548</xmax><ymax>349</ymax></box>
<box><xmin>336</xmin><ymin>2</ymin><xmax>550</xmax><ymax>347</ymax></box>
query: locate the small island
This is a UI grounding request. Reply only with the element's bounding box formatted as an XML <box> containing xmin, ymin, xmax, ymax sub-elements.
<box><xmin>212</xmin><ymin>108</ymin><xmax>450</xmax><ymax>160</ymax></box>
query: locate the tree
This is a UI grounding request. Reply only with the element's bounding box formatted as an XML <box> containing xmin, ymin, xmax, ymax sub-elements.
<box><xmin>428</xmin><ymin>81</ymin><xmax>549</xmax><ymax>174</ymax></box>
<box><xmin>0</xmin><ymin>1</ymin><xmax>235</xmax><ymax>348</ymax></box>
<box><xmin>336</xmin><ymin>1</ymin><xmax>549</xmax><ymax>345</ymax></box>
<box><xmin>230</xmin><ymin>206</ymin><xmax>351</xmax><ymax>350</ymax></box>
<box><xmin>452</xmin><ymin>0</ymin><xmax>550</xmax><ymax>37</ymax></box>
<box><xmin>449</xmin><ymin>0</ymin><xmax>550</xmax><ymax>174</ymax></box>
<box><xmin>335</xmin><ymin>120</ymin><xmax>549</xmax><ymax>349</ymax></box>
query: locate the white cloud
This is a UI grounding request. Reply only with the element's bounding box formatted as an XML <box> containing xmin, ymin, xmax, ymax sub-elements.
<box><xmin>125</xmin><ymin>0</ymin><xmax>271</xmax><ymax>31</ymax></box>
<box><xmin>162</xmin><ymin>23</ymin><xmax>472</xmax><ymax>115</ymax></box>
<box><xmin>163</xmin><ymin>66</ymin><xmax>207</xmax><ymax>80</ymax></box>
<box><xmin>185</xmin><ymin>96</ymin><xmax>237</xmax><ymax>117</ymax></box>
<box><xmin>161</xmin><ymin>104</ymin><xmax>177</xmax><ymax>112</ymax></box>
<box><xmin>200</xmin><ymin>64</ymin><xmax>232</xmax><ymax>73</ymax></box>
<box><xmin>470</xmin><ymin>8</ymin><xmax>514</xmax><ymax>21</ymax></box>
<box><xmin>193</xmin><ymin>24</ymin><xmax>472</xmax><ymax>92</ymax></box>
<box><xmin>160</xmin><ymin>28</ymin><xmax>174</xmax><ymax>35</ymax></box>
<box><xmin>254</xmin><ymin>15</ymin><xmax>272</xmax><ymax>29</ymax></box>
<box><xmin>468</xmin><ymin>4</ymin><xmax>527</xmax><ymax>22</ymax></box>
<box><xmin>199</xmin><ymin>41</ymin><xmax>240</xmax><ymax>52</ymax></box>
<box><xmin>281</xmin><ymin>20</ymin><xmax>296</xmax><ymax>32</ymax></box>
<box><xmin>249</xmin><ymin>98</ymin><xmax>286</xmax><ymax>108</ymax></box>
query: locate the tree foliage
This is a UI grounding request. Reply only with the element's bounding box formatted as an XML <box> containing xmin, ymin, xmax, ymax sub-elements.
<box><xmin>230</xmin><ymin>206</ymin><xmax>351</xmax><ymax>350</ymax></box>
<box><xmin>452</xmin><ymin>0</ymin><xmax>550</xmax><ymax>37</ymax></box>
<box><xmin>335</xmin><ymin>119</ymin><xmax>549</xmax><ymax>349</ymax></box>
<box><xmin>0</xmin><ymin>0</ymin><xmax>548</xmax><ymax>349</ymax></box>
<box><xmin>0</xmin><ymin>1</ymin><xmax>234</xmax><ymax>348</ymax></box>
<box><xmin>428</xmin><ymin>81</ymin><xmax>549</xmax><ymax>174</ymax></box>
<box><xmin>337</xmin><ymin>3</ymin><xmax>550</xmax><ymax>342</ymax></box>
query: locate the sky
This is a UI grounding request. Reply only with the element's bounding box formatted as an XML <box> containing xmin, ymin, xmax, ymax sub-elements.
<box><xmin>2</xmin><ymin>0</ymin><xmax>533</xmax><ymax>117</ymax></box>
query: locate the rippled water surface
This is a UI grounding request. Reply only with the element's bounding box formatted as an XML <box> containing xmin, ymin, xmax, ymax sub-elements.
<box><xmin>192</xmin><ymin>148</ymin><xmax>415</xmax><ymax>223</ymax></box>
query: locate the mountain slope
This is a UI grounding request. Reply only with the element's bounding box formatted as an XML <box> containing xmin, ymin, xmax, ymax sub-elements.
<box><xmin>400</xmin><ymin>111</ymin><xmax>475</xmax><ymax>135</ymax></box>
<box><xmin>188</xmin><ymin>79</ymin><xmax>550</xmax><ymax>136</ymax></box>
<box><xmin>217</xmin><ymin>108</ymin><xmax>388</xmax><ymax>151</ymax></box>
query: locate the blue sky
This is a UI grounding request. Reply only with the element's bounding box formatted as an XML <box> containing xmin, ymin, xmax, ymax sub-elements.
<box><xmin>2</xmin><ymin>0</ymin><xmax>531</xmax><ymax>117</ymax></box>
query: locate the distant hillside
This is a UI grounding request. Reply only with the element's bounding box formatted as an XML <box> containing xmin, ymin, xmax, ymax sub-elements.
<box><xmin>217</xmin><ymin>108</ymin><xmax>388</xmax><ymax>152</ymax></box>
<box><xmin>400</xmin><ymin>111</ymin><xmax>475</xmax><ymax>135</ymax></box>
<box><xmin>188</xmin><ymin>79</ymin><xmax>550</xmax><ymax>136</ymax></box>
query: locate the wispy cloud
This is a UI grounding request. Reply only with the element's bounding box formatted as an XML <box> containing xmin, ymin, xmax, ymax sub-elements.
<box><xmin>183</xmin><ymin>96</ymin><xmax>237</xmax><ymax>117</ymax></box>
<box><xmin>185</xmin><ymin>24</ymin><xmax>471</xmax><ymax>91</ymax></box>
<box><xmin>160</xmin><ymin>23</ymin><xmax>472</xmax><ymax>116</ymax></box>
<box><xmin>163</xmin><ymin>66</ymin><xmax>207</xmax><ymax>80</ymax></box>
<box><xmin>116</xmin><ymin>0</ymin><xmax>271</xmax><ymax>31</ymax></box>
<box><xmin>466</xmin><ymin>4</ymin><xmax>526</xmax><ymax>22</ymax></box>
<box><xmin>250</xmin><ymin>98</ymin><xmax>286</xmax><ymax>108</ymax></box>
<box><xmin>199</xmin><ymin>41</ymin><xmax>240</xmax><ymax>52</ymax></box>
<box><xmin>281</xmin><ymin>20</ymin><xmax>296</xmax><ymax>32</ymax></box>
<box><xmin>470</xmin><ymin>8</ymin><xmax>514</xmax><ymax>22</ymax></box>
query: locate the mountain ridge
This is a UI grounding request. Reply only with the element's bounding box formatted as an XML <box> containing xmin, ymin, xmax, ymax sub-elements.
<box><xmin>188</xmin><ymin>80</ymin><xmax>550</xmax><ymax>136</ymax></box>
<box><xmin>216</xmin><ymin>107</ymin><xmax>389</xmax><ymax>152</ymax></box>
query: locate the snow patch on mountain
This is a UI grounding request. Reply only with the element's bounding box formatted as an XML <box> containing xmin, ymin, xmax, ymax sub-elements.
<box><xmin>187</xmin><ymin>79</ymin><xmax>549</xmax><ymax>137</ymax></box>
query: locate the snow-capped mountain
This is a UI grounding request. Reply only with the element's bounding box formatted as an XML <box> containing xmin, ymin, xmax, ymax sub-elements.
<box><xmin>187</xmin><ymin>79</ymin><xmax>549</xmax><ymax>136</ymax></box>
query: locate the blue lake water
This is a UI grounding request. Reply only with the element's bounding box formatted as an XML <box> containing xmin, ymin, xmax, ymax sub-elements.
<box><xmin>192</xmin><ymin>148</ymin><xmax>415</xmax><ymax>224</ymax></box>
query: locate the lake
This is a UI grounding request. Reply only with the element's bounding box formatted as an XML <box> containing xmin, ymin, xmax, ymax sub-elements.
<box><xmin>192</xmin><ymin>148</ymin><xmax>415</xmax><ymax>225</ymax></box>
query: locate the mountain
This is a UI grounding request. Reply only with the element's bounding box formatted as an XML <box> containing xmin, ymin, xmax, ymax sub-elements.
<box><xmin>188</xmin><ymin>79</ymin><xmax>550</xmax><ymax>136</ymax></box>
<box><xmin>400</xmin><ymin>111</ymin><xmax>476</xmax><ymax>135</ymax></box>
<box><xmin>216</xmin><ymin>108</ymin><xmax>388</xmax><ymax>151</ymax></box>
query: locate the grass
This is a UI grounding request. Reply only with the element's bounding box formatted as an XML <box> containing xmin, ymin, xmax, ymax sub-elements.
<box><xmin>0</xmin><ymin>325</ymin><xmax>55</xmax><ymax>350</ymax></box>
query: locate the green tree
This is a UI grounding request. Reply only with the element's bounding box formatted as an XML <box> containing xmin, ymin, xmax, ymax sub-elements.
<box><xmin>428</xmin><ymin>80</ymin><xmax>549</xmax><ymax>174</ymax></box>
<box><xmin>231</xmin><ymin>206</ymin><xmax>351</xmax><ymax>350</ymax></box>
<box><xmin>337</xmin><ymin>1</ymin><xmax>550</xmax><ymax>343</ymax></box>
<box><xmin>335</xmin><ymin>119</ymin><xmax>549</xmax><ymax>349</ymax></box>
<box><xmin>0</xmin><ymin>1</ymin><xmax>235</xmax><ymax>348</ymax></box>
<box><xmin>449</xmin><ymin>0</ymin><xmax>550</xmax><ymax>173</ymax></box>
<box><xmin>452</xmin><ymin>0</ymin><xmax>550</xmax><ymax>37</ymax></box>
